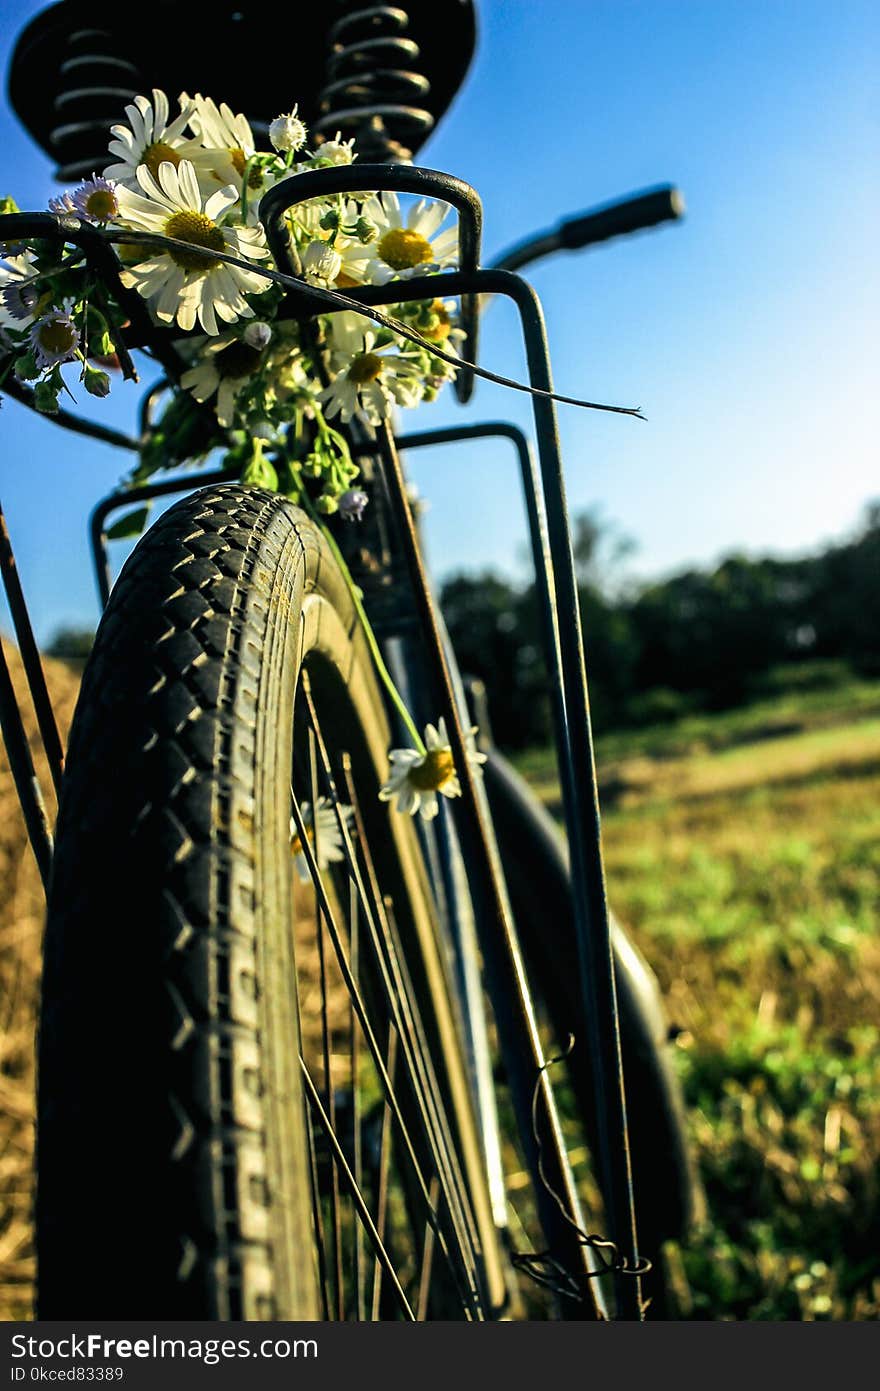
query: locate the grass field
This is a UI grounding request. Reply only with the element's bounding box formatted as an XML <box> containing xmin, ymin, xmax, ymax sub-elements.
<box><xmin>1</xmin><ymin>651</ymin><xmax>877</xmax><ymax>1319</ymax></box>
<box><xmin>515</xmin><ymin>673</ymin><xmax>880</xmax><ymax>1319</ymax></box>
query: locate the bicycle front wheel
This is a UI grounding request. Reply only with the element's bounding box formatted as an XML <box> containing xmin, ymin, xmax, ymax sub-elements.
<box><xmin>36</xmin><ymin>484</ymin><xmax>507</xmax><ymax>1320</ymax></box>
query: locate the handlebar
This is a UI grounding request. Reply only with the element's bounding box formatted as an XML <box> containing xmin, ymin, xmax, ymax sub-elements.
<box><xmin>490</xmin><ymin>184</ymin><xmax>684</xmax><ymax>273</ymax></box>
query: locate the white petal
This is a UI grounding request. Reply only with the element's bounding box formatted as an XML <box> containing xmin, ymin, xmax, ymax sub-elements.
<box><xmin>389</xmin><ymin>747</ymin><xmax>423</xmax><ymax>767</ymax></box>
<box><xmin>216</xmin><ymin>379</ymin><xmax>238</xmax><ymax>427</ymax></box>
<box><xmin>180</xmin><ymin>364</ymin><xmax>218</xmax><ymax>401</ymax></box>
<box><xmin>135</xmin><ymin>164</ymin><xmax>176</xmax><ymax>209</ymax></box>
<box><xmin>197</xmin><ymin>292</ymin><xmax>219</xmax><ymax>336</ymax></box>
<box><xmin>176</xmin><ymin>160</ymin><xmax>203</xmax><ymax>211</ymax></box>
<box><xmin>155</xmin><ymin>265</ymin><xmax>186</xmax><ymax>319</ymax></box>
<box><xmin>432</xmin><ymin>229</ymin><xmax>459</xmax><ymax>264</ymax></box>
<box><xmin>412</xmin><ymin>199</ymin><xmax>448</xmax><ymax>239</ymax></box>
<box><xmin>116</xmin><ymin>187</ymin><xmax>168</xmax><ymax>225</ymax></box>
<box><xmin>380</xmin><ymin>190</ymin><xmax>402</xmax><ymax>227</ymax></box>
<box><xmin>176</xmin><ymin>297</ymin><xmax>197</xmax><ymax>332</ymax></box>
<box><xmin>127</xmin><ymin>103</ymin><xmax>147</xmax><ymax>148</ymax></box>
<box><xmin>153</xmin><ymin>89</ymin><xmax>169</xmax><ymax>134</ymax></box>
<box><xmin>108</xmin><ymin>130</ymin><xmax>135</xmax><ymax>154</ymax></box>
<box><xmin>156</xmin><ymin>160</ymin><xmax>183</xmax><ymax>204</ymax></box>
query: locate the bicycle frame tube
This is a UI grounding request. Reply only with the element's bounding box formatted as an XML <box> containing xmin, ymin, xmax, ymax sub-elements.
<box><xmin>258</xmin><ymin>162</ymin><xmax>644</xmax><ymax>1315</ymax></box>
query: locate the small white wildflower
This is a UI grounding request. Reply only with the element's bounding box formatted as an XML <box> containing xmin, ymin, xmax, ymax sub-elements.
<box><xmin>29</xmin><ymin>304</ymin><xmax>78</xmax><ymax>369</ymax></box>
<box><xmin>379</xmin><ymin>718</ymin><xmax>486</xmax><ymax>821</ymax></box>
<box><xmin>302</xmin><ymin>240</ymin><xmax>342</xmax><ymax>286</ymax></box>
<box><xmin>72</xmin><ymin>175</ymin><xmax>119</xmax><ymax>223</ymax></box>
<box><xmin>315</xmin><ymin>131</ymin><xmax>355</xmax><ymax>166</ymax></box>
<box><xmin>290</xmin><ymin>797</ymin><xmax>352</xmax><ymax>882</ymax></box>
<box><xmin>269</xmin><ymin>107</ymin><xmax>308</xmax><ymax>154</ymax></box>
<box><xmin>320</xmin><ymin>311</ymin><xmax>424</xmax><ymax>425</ymax></box>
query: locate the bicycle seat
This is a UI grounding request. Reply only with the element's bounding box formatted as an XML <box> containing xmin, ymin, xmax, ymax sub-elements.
<box><xmin>8</xmin><ymin>0</ymin><xmax>478</xmax><ymax>179</ymax></box>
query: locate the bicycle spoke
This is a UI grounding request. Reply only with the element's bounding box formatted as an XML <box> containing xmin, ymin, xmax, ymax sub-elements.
<box><xmin>348</xmin><ymin>876</ymin><xmax>365</xmax><ymax>1322</ymax></box>
<box><xmin>291</xmin><ymin>787</ymin><xmax>434</xmax><ymax>1200</ymax></box>
<box><xmin>371</xmin><ymin>1025</ymin><xmax>398</xmax><ymax>1321</ymax></box>
<box><xmin>291</xmin><ymin>781</ymin><xmax>480</xmax><ymax>1314</ymax></box>
<box><xmin>308</xmin><ymin>728</ymin><xmax>345</xmax><ymax>1321</ymax></box>
<box><xmin>291</xmin><ymin>676</ymin><xmax>489</xmax><ymax>1319</ymax></box>
<box><xmin>382</xmin><ymin>892</ymin><xmax>485</xmax><ymax>1267</ymax></box>
<box><xmin>303</xmin><ymin>1079</ymin><xmax>332</xmax><ymax>1322</ymax></box>
<box><xmin>301</xmin><ymin>1059</ymin><xmax>415</xmax><ymax>1322</ymax></box>
<box><xmin>303</xmin><ymin>688</ymin><xmax>486</xmax><ymax>1314</ymax></box>
<box><xmin>417</xmin><ymin>1176</ymin><xmax>441</xmax><ymax>1321</ymax></box>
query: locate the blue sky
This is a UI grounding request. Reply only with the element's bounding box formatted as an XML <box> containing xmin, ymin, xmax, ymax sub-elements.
<box><xmin>0</xmin><ymin>0</ymin><xmax>877</xmax><ymax>641</ymax></box>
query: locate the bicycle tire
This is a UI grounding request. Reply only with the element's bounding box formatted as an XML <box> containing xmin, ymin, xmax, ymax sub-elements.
<box><xmin>36</xmin><ymin>484</ymin><xmax>507</xmax><ymax>1319</ymax></box>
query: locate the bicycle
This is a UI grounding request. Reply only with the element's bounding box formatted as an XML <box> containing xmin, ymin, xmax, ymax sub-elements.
<box><xmin>1</xmin><ymin>0</ymin><xmax>699</xmax><ymax>1321</ymax></box>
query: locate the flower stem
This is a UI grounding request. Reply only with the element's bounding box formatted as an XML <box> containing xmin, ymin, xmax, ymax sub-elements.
<box><xmin>299</xmin><ymin>493</ymin><xmax>426</xmax><ymax>754</ymax></box>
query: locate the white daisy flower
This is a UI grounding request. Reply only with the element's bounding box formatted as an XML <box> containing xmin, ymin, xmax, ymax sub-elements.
<box><xmin>182</xmin><ymin>92</ymin><xmax>263</xmax><ymax>197</ymax></box>
<box><xmin>179</xmin><ymin>324</ymin><xmax>270</xmax><ymax>426</ymax></box>
<box><xmin>104</xmin><ymin>89</ymin><xmax>196</xmax><ymax>189</ymax></box>
<box><xmin>379</xmin><ymin>718</ymin><xmax>486</xmax><ymax>821</ymax></box>
<box><xmin>115</xmin><ymin>160</ymin><xmax>269</xmax><ymax>336</ymax></box>
<box><xmin>290</xmin><ymin>797</ymin><xmax>353</xmax><ymax>882</ymax></box>
<box><xmin>320</xmin><ymin>310</ymin><xmax>423</xmax><ymax>424</ymax></box>
<box><xmin>292</xmin><ymin>201</ymin><xmax>375</xmax><ymax>288</ymax></box>
<box><xmin>345</xmin><ymin>191</ymin><xmax>458</xmax><ymax>284</ymax></box>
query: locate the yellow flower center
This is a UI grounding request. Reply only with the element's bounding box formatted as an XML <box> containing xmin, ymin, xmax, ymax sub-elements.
<box><xmin>215</xmin><ymin>340</ymin><xmax>264</xmax><ymax>379</ymax></box>
<box><xmin>290</xmin><ymin>826</ymin><xmax>314</xmax><ymax>857</ymax></box>
<box><xmin>408</xmin><ymin>748</ymin><xmax>456</xmax><ymax>792</ymax></box>
<box><xmin>164</xmin><ymin>210</ymin><xmax>226</xmax><ymax>271</ymax></box>
<box><xmin>84</xmin><ymin>188</ymin><xmax>117</xmax><ymax>221</ymax></box>
<box><xmin>144</xmin><ymin>141</ymin><xmax>182</xmax><ymax>181</ymax></box>
<box><xmin>347</xmin><ymin>351</ymin><xmax>384</xmax><ymax>385</ymax></box>
<box><xmin>116</xmin><ymin>242</ymin><xmax>146</xmax><ymax>264</ymax></box>
<box><xmin>377</xmin><ymin>227</ymin><xmax>433</xmax><ymax>271</ymax></box>
<box><xmin>37</xmin><ymin>317</ymin><xmax>77</xmax><ymax>357</ymax></box>
<box><xmin>422</xmin><ymin>300</ymin><xmax>452</xmax><ymax>343</ymax></box>
<box><xmin>228</xmin><ymin>148</ymin><xmax>262</xmax><ymax>189</ymax></box>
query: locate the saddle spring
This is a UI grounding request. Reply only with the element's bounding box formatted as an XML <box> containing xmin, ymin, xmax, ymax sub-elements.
<box><xmin>47</xmin><ymin>24</ymin><xmax>143</xmax><ymax>181</ymax></box>
<box><xmin>314</xmin><ymin>5</ymin><xmax>435</xmax><ymax>161</ymax></box>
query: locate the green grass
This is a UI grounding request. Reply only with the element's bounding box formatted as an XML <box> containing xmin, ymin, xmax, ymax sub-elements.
<box><xmin>513</xmin><ymin>675</ymin><xmax>880</xmax><ymax>1319</ymax></box>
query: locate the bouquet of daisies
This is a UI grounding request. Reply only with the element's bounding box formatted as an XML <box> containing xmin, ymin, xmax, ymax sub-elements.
<box><xmin>0</xmin><ymin>89</ymin><xmax>465</xmax><ymax>521</ymax></box>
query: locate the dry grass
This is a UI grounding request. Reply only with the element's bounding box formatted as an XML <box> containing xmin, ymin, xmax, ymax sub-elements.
<box><xmin>0</xmin><ymin>641</ymin><xmax>80</xmax><ymax>1320</ymax></box>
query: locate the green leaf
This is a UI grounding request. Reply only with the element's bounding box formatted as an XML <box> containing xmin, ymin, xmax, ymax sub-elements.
<box><xmin>106</xmin><ymin>506</ymin><xmax>151</xmax><ymax>540</ymax></box>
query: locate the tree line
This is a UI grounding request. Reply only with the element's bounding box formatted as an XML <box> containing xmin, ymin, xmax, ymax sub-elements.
<box><xmin>440</xmin><ymin>503</ymin><xmax>880</xmax><ymax>750</ymax></box>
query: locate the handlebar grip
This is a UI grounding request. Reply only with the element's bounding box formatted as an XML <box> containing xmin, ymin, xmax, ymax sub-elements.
<box><xmin>559</xmin><ymin>186</ymin><xmax>685</xmax><ymax>251</ymax></box>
